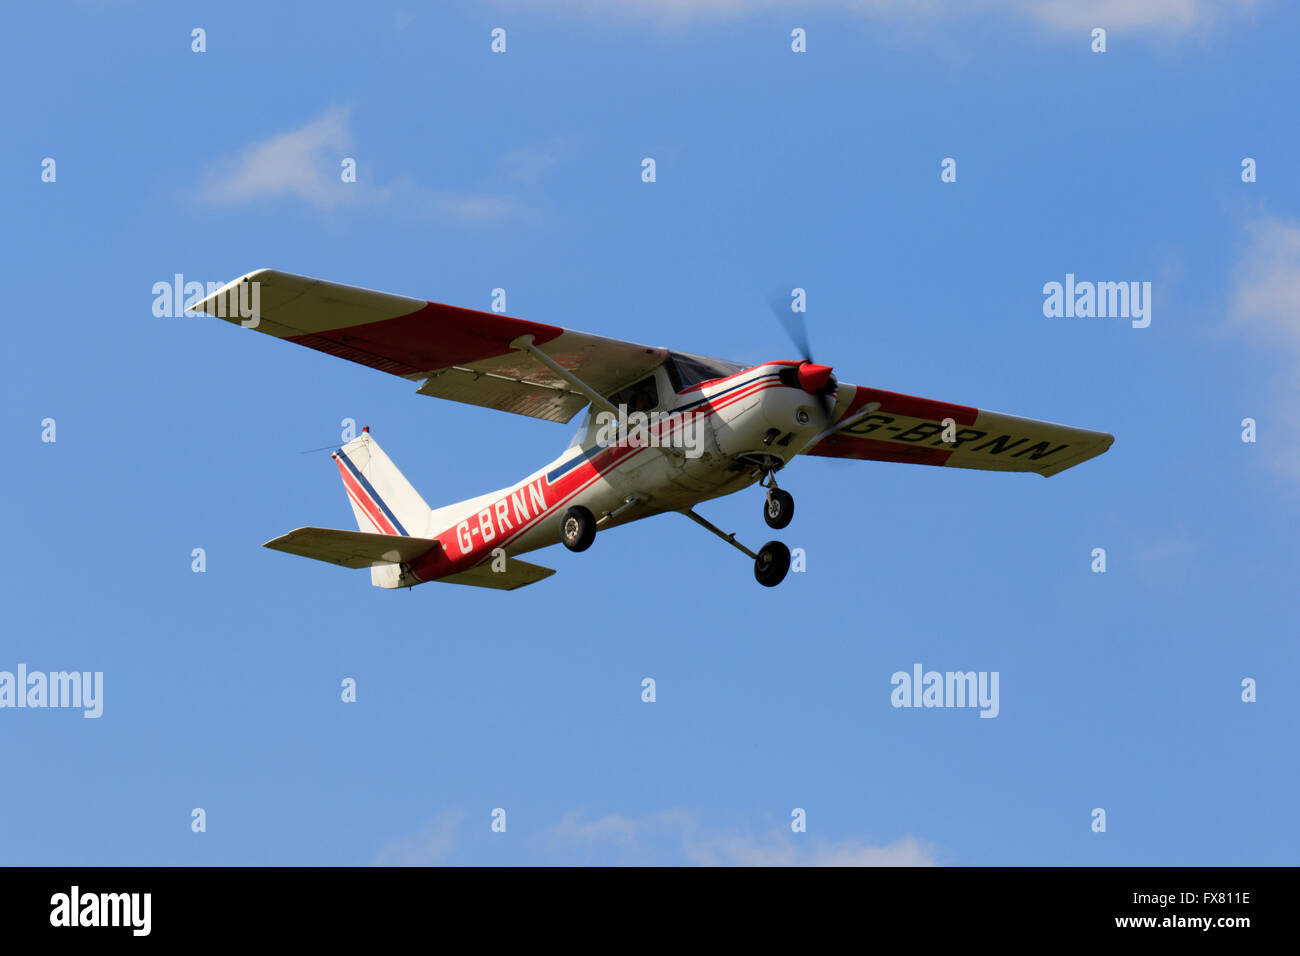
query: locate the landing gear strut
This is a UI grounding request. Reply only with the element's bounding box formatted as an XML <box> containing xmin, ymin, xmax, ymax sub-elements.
<box><xmin>680</xmin><ymin>509</ymin><xmax>791</xmax><ymax>587</ymax></box>
<box><xmin>760</xmin><ymin>471</ymin><xmax>794</xmax><ymax>530</ymax></box>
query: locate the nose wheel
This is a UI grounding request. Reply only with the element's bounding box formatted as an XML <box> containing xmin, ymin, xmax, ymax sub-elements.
<box><xmin>759</xmin><ymin>470</ymin><xmax>794</xmax><ymax>529</ymax></box>
<box><xmin>763</xmin><ymin>489</ymin><xmax>794</xmax><ymax>529</ymax></box>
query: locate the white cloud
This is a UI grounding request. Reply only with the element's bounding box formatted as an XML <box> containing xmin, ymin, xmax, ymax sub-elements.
<box><xmin>1020</xmin><ymin>0</ymin><xmax>1257</xmax><ymax>32</ymax></box>
<box><xmin>1229</xmin><ymin>215</ymin><xmax>1300</xmax><ymax>480</ymax></box>
<box><xmin>197</xmin><ymin>108</ymin><xmax>518</xmax><ymax>222</ymax></box>
<box><xmin>541</xmin><ymin>809</ymin><xmax>938</xmax><ymax>866</ymax></box>
<box><xmin>1230</xmin><ymin>217</ymin><xmax>1300</xmax><ymax>350</ymax></box>
<box><xmin>375</xmin><ymin>807</ymin><xmax>938</xmax><ymax>865</ymax></box>
<box><xmin>518</xmin><ymin>0</ymin><xmax>1260</xmax><ymax>35</ymax></box>
<box><xmin>503</xmin><ymin>136</ymin><xmax>572</xmax><ymax>185</ymax></box>
<box><xmin>198</xmin><ymin>107</ymin><xmax>363</xmax><ymax>208</ymax></box>
<box><xmin>372</xmin><ymin>809</ymin><xmax>464</xmax><ymax>866</ymax></box>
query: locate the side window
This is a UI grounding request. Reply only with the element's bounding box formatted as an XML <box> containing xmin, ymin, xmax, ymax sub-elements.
<box><xmin>608</xmin><ymin>375</ymin><xmax>659</xmax><ymax>412</ymax></box>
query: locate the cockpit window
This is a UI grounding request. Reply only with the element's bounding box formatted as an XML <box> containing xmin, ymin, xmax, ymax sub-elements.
<box><xmin>665</xmin><ymin>351</ymin><xmax>745</xmax><ymax>393</ymax></box>
<box><xmin>607</xmin><ymin>375</ymin><xmax>659</xmax><ymax>412</ymax></box>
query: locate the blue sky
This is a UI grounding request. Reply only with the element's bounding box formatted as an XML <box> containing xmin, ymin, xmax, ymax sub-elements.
<box><xmin>2</xmin><ymin>0</ymin><xmax>1296</xmax><ymax>865</ymax></box>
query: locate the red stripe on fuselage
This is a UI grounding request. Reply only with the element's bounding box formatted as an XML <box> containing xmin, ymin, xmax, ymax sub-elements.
<box><xmin>678</xmin><ymin>361</ymin><xmax>799</xmax><ymax>396</ymax></box>
<box><xmin>409</xmin><ymin>375</ymin><xmax>789</xmax><ymax>582</ymax></box>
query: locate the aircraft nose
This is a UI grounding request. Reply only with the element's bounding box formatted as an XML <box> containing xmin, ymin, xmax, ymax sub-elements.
<box><xmin>797</xmin><ymin>362</ymin><xmax>834</xmax><ymax>394</ymax></box>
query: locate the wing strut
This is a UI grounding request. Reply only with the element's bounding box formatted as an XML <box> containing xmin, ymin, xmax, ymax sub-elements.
<box><xmin>510</xmin><ymin>335</ymin><xmax>620</xmax><ymax>416</ymax></box>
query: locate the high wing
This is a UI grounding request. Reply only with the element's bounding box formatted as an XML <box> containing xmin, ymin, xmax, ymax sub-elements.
<box><xmin>192</xmin><ymin>269</ymin><xmax>668</xmax><ymax>423</ymax></box>
<box><xmin>804</xmin><ymin>383</ymin><xmax>1113</xmax><ymax>477</ymax></box>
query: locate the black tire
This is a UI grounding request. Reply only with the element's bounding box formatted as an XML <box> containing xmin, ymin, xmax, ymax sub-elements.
<box><xmin>754</xmin><ymin>541</ymin><xmax>791</xmax><ymax>587</ymax></box>
<box><xmin>559</xmin><ymin>505</ymin><xmax>596</xmax><ymax>552</ymax></box>
<box><xmin>763</xmin><ymin>489</ymin><xmax>795</xmax><ymax>530</ymax></box>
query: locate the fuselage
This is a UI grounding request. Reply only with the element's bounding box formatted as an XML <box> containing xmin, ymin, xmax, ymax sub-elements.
<box><xmin>399</xmin><ymin>360</ymin><xmax>826</xmax><ymax>586</ymax></box>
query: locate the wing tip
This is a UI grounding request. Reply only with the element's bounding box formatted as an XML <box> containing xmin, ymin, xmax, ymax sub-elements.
<box><xmin>1038</xmin><ymin>432</ymin><xmax>1115</xmax><ymax>477</ymax></box>
<box><xmin>191</xmin><ymin>269</ymin><xmax>278</xmax><ymax>319</ymax></box>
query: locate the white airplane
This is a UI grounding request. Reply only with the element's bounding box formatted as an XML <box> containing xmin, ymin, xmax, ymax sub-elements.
<box><xmin>194</xmin><ymin>270</ymin><xmax>1114</xmax><ymax>589</ymax></box>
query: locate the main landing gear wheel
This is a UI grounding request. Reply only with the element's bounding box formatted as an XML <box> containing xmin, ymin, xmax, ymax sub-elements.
<box><xmin>763</xmin><ymin>489</ymin><xmax>795</xmax><ymax>530</ymax></box>
<box><xmin>560</xmin><ymin>505</ymin><xmax>597</xmax><ymax>552</ymax></box>
<box><xmin>754</xmin><ymin>541</ymin><xmax>791</xmax><ymax>587</ymax></box>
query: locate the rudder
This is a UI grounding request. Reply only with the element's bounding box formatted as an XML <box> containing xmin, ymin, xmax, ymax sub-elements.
<box><xmin>333</xmin><ymin>429</ymin><xmax>432</xmax><ymax>539</ymax></box>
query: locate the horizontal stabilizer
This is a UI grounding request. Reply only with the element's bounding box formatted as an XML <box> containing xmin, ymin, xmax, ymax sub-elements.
<box><xmin>264</xmin><ymin>527</ymin><xmax>439</xmax><ymax>569</ymax></box>
<box><xmin>436</xmin><ymin>557</ymin><xmax>556</xmax><ymax>591</ymax></box>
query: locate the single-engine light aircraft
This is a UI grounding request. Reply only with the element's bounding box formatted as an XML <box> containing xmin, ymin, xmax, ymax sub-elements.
<box><xmin>195</xmin><ymin>270</ymin><xmax>1113</xmax><ymax>590</ymax></box>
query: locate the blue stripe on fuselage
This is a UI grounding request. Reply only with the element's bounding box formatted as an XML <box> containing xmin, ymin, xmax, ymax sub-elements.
<box><xmin>674</xmin><ymin>370</ymin><xmax>779</xmax><ymax>414</ymax></box>
<box><xmin>546</xmin><ymin>445</ymin><xmax>602</xmax><ymax>484</ymax></box>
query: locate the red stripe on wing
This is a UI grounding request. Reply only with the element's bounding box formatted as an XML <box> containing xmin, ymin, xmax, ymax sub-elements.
<box><xmin>839</xmin><ymin>386</ymin><xmax>978</xmax><ymax>426</ymax></box>
<box><xmin>286</xmin><ymin>302</ymin><xmax>565</xmax><ymax>377</ymax></box>
<box><xmin>806</xmin><ymin>435</ymin><xmax>955</xmax><ymax>466</ymax></box>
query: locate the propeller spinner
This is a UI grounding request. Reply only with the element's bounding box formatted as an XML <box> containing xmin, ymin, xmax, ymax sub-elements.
<box><xmin>768</xmin><ymin>293</ymin><xmax>838</xmax><ymax>421</ymax></box>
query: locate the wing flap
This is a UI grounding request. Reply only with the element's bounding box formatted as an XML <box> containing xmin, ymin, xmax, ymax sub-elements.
<box><xmin>416</xmin><ymin>365</ymin><xmax>588</xmax><ymax>423</ymax></box>
<box><xmin>264</xmin><ymin>527</ymin><xmax>440</xmax><ymax>569</ymax></box>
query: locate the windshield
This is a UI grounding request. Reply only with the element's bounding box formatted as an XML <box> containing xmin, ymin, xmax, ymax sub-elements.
<box><xmin>665</xmin><ymin>351</ymin><xmax>745</xmax><ymax>392</ymax></box>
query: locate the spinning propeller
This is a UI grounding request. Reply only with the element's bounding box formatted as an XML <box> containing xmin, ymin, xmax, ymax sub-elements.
<box><xmin>768</xmin><ymin>292</ymin><xmax>838</xmax><ymax>422</ymax></box>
